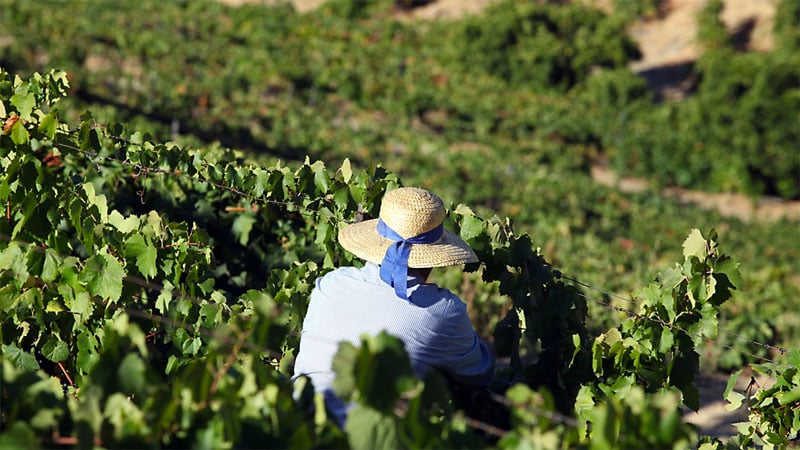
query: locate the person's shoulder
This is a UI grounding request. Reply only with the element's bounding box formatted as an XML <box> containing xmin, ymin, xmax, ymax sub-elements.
<box><xmin>415</xmin><ymin>284</ymin><xmax>466</xmax><ymax>310</ymax></box>
<box><xmin>318</xmin><ymin>264</ymin><xmax>374</xmax><ymax>285</ymax></box>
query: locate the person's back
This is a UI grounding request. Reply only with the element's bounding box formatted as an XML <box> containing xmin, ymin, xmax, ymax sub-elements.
<box><xmin>292</xmin><ymin>187</ymin><xmax>495</xmax><ymax>426</ymax></box>
<box><xmin>293</xmin><ymin>263</ymin><xmax>494</xmax><ymax>390</ymax></box>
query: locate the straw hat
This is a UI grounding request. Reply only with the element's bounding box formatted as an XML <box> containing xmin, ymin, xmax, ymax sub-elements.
<box><xmin>338</xmin><ymin>187</ymin><xmax>478</xmax><ymax>268</ymax></box>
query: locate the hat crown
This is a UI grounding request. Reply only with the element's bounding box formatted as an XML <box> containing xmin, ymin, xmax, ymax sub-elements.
<box><xmin>379</xmin><ymin>188</ymin><xmax>445</xmax><ymax>239</ymax></box>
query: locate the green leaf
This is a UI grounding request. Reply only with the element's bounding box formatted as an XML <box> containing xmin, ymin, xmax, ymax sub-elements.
<box><xmin>0</xmin><ymin>422</ymin><xmax>38</xmax><ymax>449</ymax></box>
<box><xmin>41</xmin><ymin>336</ymin><xmax>69</xmax><ymax>363</ymax></box>
<box><xmin>0</xmin><ymin>244</ymin><xmax>29</xmax><ymax>287</ymax></box>
<box><xmin>155</xmin><ymin>281</ymin><xmax>173</xmax><ymax>315</ymax></box>
<box><xmin>232</xmin><ymin>213</ymin><xmax>256</xmax><ymax>246</ymax></box>
<box><xmin>339</xmin><ymin>158</ymin><xmax>352</xmax><ymax>183</ymax></box>
<box><xmin>165</xmin><ymin>355</ymin><xmax>181</xmax><ymax>375</ymax></box>
<box><xmin>28</xmin><ymin>247</ymin><xmax>61</xmax><ymax>283</ymax></box>
<box><xmin>658</xmin><ymin>329</ymin><xmax>674</xmax><ymax>353</ymax></box>
<box><xmin>331</xmin><ymin>342</ymin><xmax>360</xmax><ymax>401</ymax></box>
<box><xmin>657</xmin><ymin>266</ymin><xmax>684</xmax><ymax>290</ymax></box>
<box><xmin>682</xmin><ymin>229</ymin><xmax>707</xmax><ymax>260</ymax></box>
<box><xmin>726</xmin><ymin>391</ymin><xmax>745</xmax><ymax>411</ymax></box>
<box><xmin>333</xmin><ymin>186</ymin><xmax>350</xmax><ymax>210</ymax></box>
<box><xmin>723</xmin><ymin>369</ymin><xmax>743</xmax><ymax>400</ymax></box>
<box><xmin>315</xmin><ymin>219</ymin><xmax>330</xmax><ymax>245</ymax></box>
<box><xmin>108</xmin><ymin>210</ymin><xmax>139</xmax><ymax>233</ymax></box>
<box><xmin>76</xmin><ymin>332</ymin><xmax>99</xmax><ymax>373</ymax></box>
<box><xmin>38</xmin><ymin>111</ymin><xmax>57</xmax><ymax>139</ymax></box>
<box><xmin>10</xmin><ymin>120</ymin><xmax>29</xmax><ymax>145</ymax></box>
<box><xmin>313</xmin><ymin>165</ymin><xmax>330</xmax><ymax>193</ymax></box>
<box><xmin>144</xmin><ymin>211</ymin><xmax>164</xmax><ymax>238</ymax></box>
<box><xmin>182</xmin><ymin>336</ymin><xmax>201</xmax><ymax>356</ymax></box>
<box><xmin>82</xmin><ymin>183</ymin><xmax>108</xmax><ymax>223</ymax></box>
<box><xmin>10</xmin><ymin>90</ymin><xmax>34</xmax><ymax>120</ymax></box>
<box><xmin>2</xmin><ymin>344</ymin><xmax>40</xmax><ymax>372</ymax></box>
<box><xmin>696</xmin><ymin>302</ymin><xmax>718</xmax><ymax>339</ymax></box>
<box><xmin>125</xmin><ymin>234</ymin><xmax>157</xmax><ymax>280</ymax></box>
<box><xmin>118</xmin><ymin>353</ymin><xmax>146</xmax><ymax>395</ymax></box>
<box><xmin>0</xmin><ymin>284</ymin><xmax>20</xmax><ymax>312</ymax></box>
<box><xmin>40</xmin><ymin>248</ymin><xmax>61</xmax><ymax>283</ymax></box>
<box><xmin>345</xmin><ymin>405</ymin><xmax>401</xmax><ymax>450</ymax></box>
<box><xmin>459</xmin><ymin>214</ymin><xmax>485</xmax><ymax>241</ymax></box>
<box><xmin>70</xmin><ymin>291</ymin><xmax>93</xmax><ymax>323</ymax></box>
<box><xmin>79</xmin><ymin>253</ymin><xmax>125</xmax><ymax>302</ymax></box>
<box><xmin>790</xmin><ymin>350</ymin><xmax>800</xmax><ymax>369</ymax></box>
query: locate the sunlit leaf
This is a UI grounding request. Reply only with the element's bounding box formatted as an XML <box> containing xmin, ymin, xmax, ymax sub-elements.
<box><xmin>125</xmin><ymin>234</ymin><xmax>157</xmax><ymax>280</ymax></box>
<box><xmin>79</xmin><ymin>253</ymin><xmax>125</xmax><ymax>302</ymax></box>
<box><xmin>10</xmin><ymin>120</ymin><xmax>29</xmax><ymax>145</ymax></box>
<box><xmin>682</xmin><ymin>229</ymin><xmax>707</xmax><ymax>260</ymax></box>
<box><xmin>232</xmin><ymin>213</ymin><xmax>256</xmax><ymax>246</ymax></box>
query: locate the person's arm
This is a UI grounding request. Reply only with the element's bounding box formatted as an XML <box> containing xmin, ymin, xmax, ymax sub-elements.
<box><xmin>431</xmin><ymin>296</ymin><xmax>495</xmax><ymax>387</ymax></box>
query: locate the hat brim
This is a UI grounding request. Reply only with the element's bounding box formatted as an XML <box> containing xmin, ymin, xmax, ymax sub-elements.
<box><xmin>338</xmin><ymin>219</ymin><xmax>479</xmax><ymax>268</ymax></box>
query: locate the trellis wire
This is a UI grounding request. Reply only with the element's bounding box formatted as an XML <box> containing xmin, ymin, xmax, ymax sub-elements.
<box><xmin>561</xmin><ymin>274</ymin><xmax>791</xmax><ymax>362</ymax></box>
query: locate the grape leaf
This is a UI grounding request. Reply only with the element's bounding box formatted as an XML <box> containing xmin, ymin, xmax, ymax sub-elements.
<box><xmin>79</xmin><ymin>253</ymin><xmax>125</xmax><ymax>302</ymax></box>
<box><xmin>10</xmin><ymin>120</ymin><xmax>29</xmax><ymax>145</ymax></box>
<box><xmin>125</xmin><ymin>234</ymin><xmax>157</xmax><ymax>280</ymax></box>
<box><xmin>682</xmin><ymin>229</ymin><xmax>707</xmax><ymax>260</ymax></box>
<box><xmin>339</xmin><ymin>158</ymin><xmax>352</xmax><ymax>183</ymax></box>
<box><xmin>108</xmin><ymin>210</ymin><xmax>139</xmax><ymax>234</ymax></box>
<box><xmin>314</xmin><ymin>165</ymin><xmax>330</xmax><ymax>193</ymax></box>
<box><xmin>459</xmin><ymin>214</ymin><xmax>485</xmax><ymax>241</ymax></box>
<box><xmin>41</xmin><ymin>336</ymin><xmax>69</xmax><ymax>363</ymax></box>
<box><xmin>232</xmin><ymin>213</ymin><xmax>256</xmax><ymax>246</ymax></box>
<box><xmin>118</xmin><ymin>353</ymin><xmax>145</xmax><ymax>395</ymax></box>
<box><xmin>38</xmin><ymin>111</ymin><xmax>57</xmax><ymax>139</ymax></box>
<box><xmin>0</xmin><ymin>285</ymin><xmax>20</xmax><ymax>312</ymax></box>
<box><xmin>345</xmin><ymin>406</ymin><xmax>401</xmax><ymax>450</ymax></box>
<box><xmin>10</xmin><ymin>91</ymin><xmax>34</xmax><ymax>120</ymax></box>
<box><xmin>2</xmin><ymin>344</ymin><xmax>40</xmax><ymax>372</ymax></box>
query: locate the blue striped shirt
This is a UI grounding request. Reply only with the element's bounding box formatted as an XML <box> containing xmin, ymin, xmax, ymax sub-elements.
<box><xmin>293</xmin><ymin>263</ymin><xmax>495</xmax><ymax>423</ymax></box>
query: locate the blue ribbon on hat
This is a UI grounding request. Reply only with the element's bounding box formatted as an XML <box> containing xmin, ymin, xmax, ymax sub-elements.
<box><xmin>377</xmin><ymin>218</ymin><xmax>443</xmax><ymax>300</ymax></box>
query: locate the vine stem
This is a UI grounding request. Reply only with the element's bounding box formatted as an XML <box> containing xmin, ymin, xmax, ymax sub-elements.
<box><xmin>209</xmin><ymin>330</ymin><xmax>249</xmax><ymax>394</ymax></box>
<box><xmin>57</xmin><ymin>361</ymin><xmax>74</xmax><ymax>386</ymax></box>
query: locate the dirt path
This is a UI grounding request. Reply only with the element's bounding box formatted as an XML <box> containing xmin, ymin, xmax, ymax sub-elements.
<box><xmin>592</xmin><ymin>165</ymin><xmax>800</xmax><ymax>223</ymax></box>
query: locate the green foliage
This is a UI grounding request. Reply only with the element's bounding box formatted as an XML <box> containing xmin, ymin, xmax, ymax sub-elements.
<box><xmin>697</xmin><ymin>0</ymin><xmax>729</xmax><ymax>51</ymax></box>
<box><xmin>447</xmin><ymin>0</ymin><xmax>640</xmax><ymax>91</ymax></box>
<box><xmin>589</xmin><ymin>229</ymin><xmax>740</xmax><ymax>410</ymax></box>
<box><xmin>577</xmin><ymin>382</ymin><xmax>698</xmax><ymax>449</ymax></box>
<box><xmin>0</xmin><ymin>67</ymin><xmax>751</xmax><ymax>449</ymax></box>
<box><xmin>605</xmin><ymin>0</ymin><xmax>800</xmax><ymax>199</ymax></box>
<box><xmin>1</xmin><ymin>0</ymin><xmax>799</xmax><ymax>443</ymax></box>
<box><xmin>724</xmin><ymin>351</ymin><xmax>800</xmax><ymax>448</ymax></box>
<box><xmin>332</xmin><ymin>332</ymin><xmax>479</xmax><ymax>449</ymax></box>
<box><xmin>574</xmin><ymin>230</ymin><xmax>739</xmax><ymax>447</ymax></box>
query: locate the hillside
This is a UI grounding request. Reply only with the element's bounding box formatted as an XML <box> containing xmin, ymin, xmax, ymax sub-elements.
<box><xmin>1</xmin><ymin>0</ymin><xmax>797</xmax><ymax>446</ymax></box>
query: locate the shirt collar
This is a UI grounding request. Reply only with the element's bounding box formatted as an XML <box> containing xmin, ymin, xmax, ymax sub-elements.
<box><xmin>364</xmin><ymin>262</ymin><xmax>426</xmax><ymax>289</ymax></box>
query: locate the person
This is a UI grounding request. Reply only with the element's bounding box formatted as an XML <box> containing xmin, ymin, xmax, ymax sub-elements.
<box><xmin>292</xmin><ymin>187</ymin><xmax>495</xmax><ymax>427</ymax></box>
